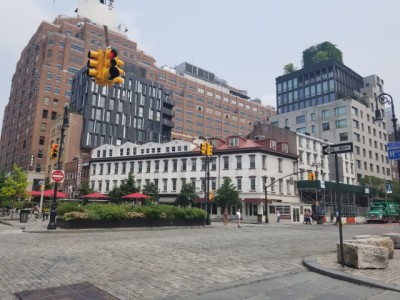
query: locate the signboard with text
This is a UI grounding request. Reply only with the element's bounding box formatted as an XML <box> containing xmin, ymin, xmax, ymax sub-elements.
<box><xmin>322</xmin><ymin>142</ymin><xmax>353</xmax><ymax>155</ymax></box>
<box><xmin>51</xmin><ymin>170</ymin><xmax>64</xmax><ymax>183</ymax></box>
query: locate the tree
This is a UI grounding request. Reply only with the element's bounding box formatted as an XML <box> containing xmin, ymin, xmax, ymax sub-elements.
<box><xmin>175</xmin><ymin>183</ymin><xmax>198</xmax><ymax>207</ymax></box>
<box><xmin>358</xmin><ymin>175</ymin><xmax>400</xmax><ymax>201</ymax></box>
<box><xmin>108</xmin><ymin>187</ymin><xmax>124</xmax><ymax>203</ymax></box>
<box><xmin>283</xmin><ymin>63</ymin><xmax>297</xmax><ymax>74</ymax></box>
<box><xmin>142</xmin><ymin>182</ymin><xmax>160</xmax><ymax>203</ymax></box>
<box><xmin>78</xmin><ymin>182</ymin><xmax>94</xmax><ymax>196</ymax></box>
<box><xmin>302</xmin><ymin>41</ymin><xmax>343</xmax><ymax>67</ymax></box>
<box><xmin>0</xmin><ymin>164</ymin><xmax>29</xmax><ymax>219</ymax></box>
<box><xmin>214</xmin><ymin>178</ymin><xmax>240</xmax><ymax>209</ymax></box>
<box><xmin>119</xmin><ymin>172</ymin><xmax>139</xmax><ymax>195</ymax></box>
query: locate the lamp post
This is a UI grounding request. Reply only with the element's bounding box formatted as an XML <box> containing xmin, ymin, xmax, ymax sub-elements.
<box><xmin>263</xmin><ymin>175</ymin><xmax>269</xmax><ymax>223</ymax></box>
<box><xmin>374</xmin><ymin>93</ymin><xmax>400</xmax><ymax>181</ymax></box>
<box><xmin>47</xmin><ymin>106</ymin><xmax>69</xmax><ymax>230</ymax></box>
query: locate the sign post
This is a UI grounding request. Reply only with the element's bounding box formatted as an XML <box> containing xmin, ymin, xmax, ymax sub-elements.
<box><xmin>322</xmin><ymin>142</ymin><xmax>353</xmax><ymax>267</ymax></box>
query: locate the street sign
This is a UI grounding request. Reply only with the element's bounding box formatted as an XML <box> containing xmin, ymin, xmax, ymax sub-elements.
<box><xmin>51</xmin><ymin>170</ymin><xmax>64</xmax><ymax>183</ymax></box>
<box><xmin>387</xmin><ymin>141</ymin><xmax>400</xmax><ymax>160</ymax></box>
<box><xmin>387</xmin><ymin>141</ymin><xmax>400</xmax><ymax>149</ymax></box>
<box><xmin>322</xmin><ymin>142</ymin><xmax>353</xmax><ymax>155</ymax></box>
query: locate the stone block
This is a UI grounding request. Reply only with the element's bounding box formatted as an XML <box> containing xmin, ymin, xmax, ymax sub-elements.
<box><xmin>352</xmin><ymin>235</ymin><xmax>381</xmax><ymax>240</ymax></box>
<box><xmin>350</xmin><ymin>237</ymin><xmax>394</xmax><ymax>259</ymax></box>
<box><xmin>337</xmin><ymin>242</ymin><xmax>388</xmax><ymax>269</ymax></box>
<box><xmin>381</xmin><ymin>233</ymin><xmax>400</xmax><ymax>249</ymax></box>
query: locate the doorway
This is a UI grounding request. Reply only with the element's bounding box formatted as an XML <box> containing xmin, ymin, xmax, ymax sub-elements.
<box><xmin>292</xmin><ymin>208</ymin><xmax>300</xmax><ymax>222</ymax></box>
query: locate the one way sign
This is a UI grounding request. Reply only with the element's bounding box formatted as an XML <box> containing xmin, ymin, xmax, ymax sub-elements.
<box><xmin>322</xmin><ymin>142</ymin><xmax>353</xmax><ymax>155</ymax></box>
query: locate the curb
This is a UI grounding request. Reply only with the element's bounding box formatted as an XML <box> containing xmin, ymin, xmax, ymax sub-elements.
<box><xmin>303</xmin><ymin>256</ymin><xmax>400</xmax><ymax>292</ymax></box>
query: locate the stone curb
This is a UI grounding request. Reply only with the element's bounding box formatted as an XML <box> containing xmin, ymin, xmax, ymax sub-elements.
<box><xmin>303</xmin><ymin>256</ymin><xmax>400</xmax><ymax>292</ymax></box>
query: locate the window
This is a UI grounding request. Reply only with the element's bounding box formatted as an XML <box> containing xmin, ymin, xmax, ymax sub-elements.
<box><xmin>339</xmin><ymin>132</ymin><xmax>348</xmax><ymax>141</ymax></box>
<box><xmin>163</xmin><ymin>160</ymin><xmax>168</xmax><ymax>172</ymax></box>
<box><xmin>229</xmin><ymin>138</ymin><xmax>239</xmax><ymax>147</ymax></box>
<box><xmin>236</xmin><ymin>178</ymin><xmax>242</xmax><ymax>191</ymax></box>
<box><xmin>42</xmin><ymin>110</ymin><xmax>48</xmax><ymax>118</ymax></box>
<box><xmin>191</xmin><ymin>158</ymin><xmax>196</xmax><ymax>171</ymax></box>
<box><xmin>236</xmin><ymin>156</ymin><xmax>242</xmax><ymax>169</ymax></box>
<box><xmin>138</xmin><ymin>162</ymin><xmax>143</xmax><ymax>173</ymax></box>
<box><xmin>278</xmin><ymin>158</ymin><xmax>283</xmax><ymax>172</ymax></box>
<box><xmin>223</xmin><ymin>157</ymin><xmax>229</xmax><ymax>169</ymax></box>
<box><xmin>249</xmin><ymin>155</ymin><xmax>256</xmax><ymax>169</ymax></box>
<box><xmin>39</xmin><ymin>136</ymin><xmax>45</xmax><ymax>145</ymax></box>
<box><xmin>335</xmin><ymin>119</ymin><xmax>347</xmax><ymax>129</ymax></box>
<box><xmin>335</xmin><ymin>106</ymin><xmax>346</xmax><ymax>116</ymax></box>
<box><xmin>250</xmin><ymin>177</ymin><xmax>256</xmax><ymax>191</ymax></box>
<box><xmin>322</xmin><ymin>122</ymin><xmax>330</xmax><ymax>131</ymax></box>
<box><xmin>321</xmin><ymin>110</ymin><xmax>330</xmax><ymax>118</ymax></box>
<box><xmin>296</xmin><ymin>115</ymin><xmax>305</xmax><ymax>124</ymax></box>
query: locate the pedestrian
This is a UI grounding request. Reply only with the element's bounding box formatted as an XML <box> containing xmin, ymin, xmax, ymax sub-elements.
<box><xmin>276</xmin><ymin>210</ymin><xmax>281</xmax><ymax>223</ymax></box>
<box><xmin>304</xmin><ymin>210</ymin><xmax>311</xmax><ymax>225</ymax></box>
<box><xmin>334</xmin><ymin>211</ymin><xmax>341</xmax><ymax>226</ymax></box>
<box><xmin>223</xmin><ymin>208</ymin><xmax>229</xmax><ymax>228</ymax></box>
<box><xmin>33</xmin><ymin>205</ymin><xmax>39</xmax><ymax>219</ymax></box>
<box><xmin>236</xmin><ymin>209</ymin><xmax>241</xmax><ymax>228</ymax></box>
<box><xmin>330</xmin><ymin>211</ymin><xmax>334</xmax><ymax>223</ymax></box>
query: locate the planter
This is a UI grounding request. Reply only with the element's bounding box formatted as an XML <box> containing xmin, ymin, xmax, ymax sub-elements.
<box><xmin>56</xmin><ymin>218</ymin><xmax>205</xmax><ymax>229</ymax></box>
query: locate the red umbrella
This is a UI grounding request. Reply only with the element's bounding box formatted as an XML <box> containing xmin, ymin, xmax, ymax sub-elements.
<box><xmin>42</xmin><ymin>189</ymin><xmax>69</xmax><ymax>198</ymax></box>
<box><xmin>82</xmin><ymin>192</ymin><xmax>109</xmax><ymax>199</ymax></box>
<box><xmin>29</xmin><ymin>190</ymin><xmax>42</xmax><ymax>196</ymax></box>
<box><xmin>122</xmin><ymin>192</ymin><xmax>151</xmax><ymax>199</ymax></box>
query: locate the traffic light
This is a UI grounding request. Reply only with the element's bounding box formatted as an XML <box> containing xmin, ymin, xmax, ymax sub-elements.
<box><xmin>200</xmin><ymin>142</ymin><xmax>207</xmax><ymax>155</ymax></box>
<box><xmin>103</xmin><ymin>49</ymin><xmax>124</xmax><ymax>84</ymax></box>
<box><xmin>50</xmin><ymin>144</ymin><xmax>59</xmax><ymax>160</ymax></box>
<box><xmin>206</xmin><ymin>143</ymin><xmax>213</xmax><ymax>156</ymax></box>
<box><xmin>307</xmin><ymin>172</ymin><xmax>315</xmax><ymax>181</ymax></box>
<box><xmin>87</xmin><ymin>49</ymin><xmax>105</xmax><ymax>84</ymax></box>
<box><xmin>208</xmin><ymin>190</ymin><xmax>214</xmax><ymax>201</ymax></box>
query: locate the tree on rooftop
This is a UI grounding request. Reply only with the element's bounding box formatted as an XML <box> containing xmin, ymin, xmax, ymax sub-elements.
<box><xmin>302</xmin><ymin>41</ymin><xmax>343</xmax><ymax>67</ymax></box>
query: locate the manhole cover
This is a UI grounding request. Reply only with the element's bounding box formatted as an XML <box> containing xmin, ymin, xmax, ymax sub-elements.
<box><xmin>15</xmin><ymin>281</ymin><xmax>119</xmax><ymax>299</ymax></box>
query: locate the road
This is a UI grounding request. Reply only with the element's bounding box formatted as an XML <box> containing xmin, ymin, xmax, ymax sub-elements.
<box><xmin>0</xmin><ymin>221</ymin><xmax>399</xmax><ymax>299</ymax></box>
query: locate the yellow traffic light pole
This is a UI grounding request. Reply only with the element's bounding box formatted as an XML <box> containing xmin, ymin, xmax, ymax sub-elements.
<box><xmin>200</xmin><ymin>141</ymin><xmax>213</xmax><ymax>225</ymax></box>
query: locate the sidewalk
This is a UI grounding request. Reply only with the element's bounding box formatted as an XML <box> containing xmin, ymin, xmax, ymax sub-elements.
<box><xmin>1</xmin><ymin>215</ymin><xmax>400</xmax><ymax>293</ymax></box>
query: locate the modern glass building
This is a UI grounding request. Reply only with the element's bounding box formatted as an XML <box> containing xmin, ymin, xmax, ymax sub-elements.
<box><xmin>275</xmin><ymin>58</ymin><xmax>364</xmax><ymax>115</ymax></box>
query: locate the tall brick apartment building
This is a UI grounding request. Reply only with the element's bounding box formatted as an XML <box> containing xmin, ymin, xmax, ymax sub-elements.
<box><xmin>0</xmin><ymin>11</ymin><xmax>275</xmax><ymax>188</ymax></box>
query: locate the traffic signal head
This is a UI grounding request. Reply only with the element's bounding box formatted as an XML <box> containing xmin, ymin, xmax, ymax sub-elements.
<box><xmin>208</xmin><ymin>190</ymin><xmax>214</xmax><ymax>201</ymax></box>
<box><xmin>50</xmin><ymin>144</ymin><xmax>59</xmax><ymax>160</ymax></box>
<box><xmin>200</xmin><ymin>142</ymin><xmax>207</xmax><ymax>155</ymax></box>
<box><xmin>307</xmin><ymin>172</ymin><xmax>312</xmax><ymax>181</ymax></box>
<box><xmin>87</xmin><ymin>50</ymin><xmax>105</xmax><ymax>84</ymax></box>
<box><xmin>206</xmin><ymin>143</ymin><xmax>213</xmax><ymax>156</ymax></box>
<box><xmin>103</xmin><ymin>49</ymin><xmax>124</xmax><ymax>84</ymax></box>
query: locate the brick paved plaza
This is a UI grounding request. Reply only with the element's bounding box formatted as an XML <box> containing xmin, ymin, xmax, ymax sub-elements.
<box><xmin>0</xmin><ymin>221</ymin><xmax>399</xmax><ymax>299</ymax></box>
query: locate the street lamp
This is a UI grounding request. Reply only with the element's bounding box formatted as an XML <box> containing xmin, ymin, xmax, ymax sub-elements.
<box><xmin>374</xmin><ymin>93</ymin><xmax>400</xmax><ymax>181</ymax></box>
<box><xmin>263</xmin><ymin>175</ymin><xmax>269</xmax><ymax>223</ymax></box>
<box><xmin>47</xmin><ymin>106</ymin><xmax>69</xmax><ymax>230</ymax></box>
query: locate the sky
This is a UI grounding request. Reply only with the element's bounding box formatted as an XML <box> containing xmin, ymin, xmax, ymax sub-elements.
<box><xmin>1</xmin><ymin>0</ymin><xmax>400</xmax><ymax>131</ymax></box>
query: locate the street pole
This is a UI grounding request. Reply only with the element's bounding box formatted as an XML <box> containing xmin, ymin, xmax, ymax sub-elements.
<box><xmin>375</xmin><ymin>93</ymin><xmax>400</xmax><ymax>181</ymax></box>
<box><xmin>205</xmin><ymin>156</ymin><xmax>211</xmax><ymax>225</ymax></box>
<box><xmin>47</xmin><ymin>106</ymin><xmax>69</xmax><ymax>230</ymax></box>
<box><xmin>263</xmin><ymin>175</ymin><xmax>269</xmax><ymax>223</ymax></box>
<box><xmin>39</xmin><ymin>181</ymin><xmax>44</xmax><ymax>214</ymax></box>
<box><xmin>335</xmin><ymin>153</ymin><xmax>345</xmax><ymax>267</ymax></box>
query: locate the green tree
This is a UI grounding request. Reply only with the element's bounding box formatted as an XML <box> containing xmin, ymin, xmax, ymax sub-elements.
<box><xmin>176</xmin><ymin>183</ymin><xmax>198</xmax><ymax>207</ymax></box>
<box><xmin>214</xmin><ymin>178</ymin><xmax>240</xmax><ymax>209</ymax></box>
<box><xmin>108</xmin><ymin>187</ymin><xmax>124</xmax><ymax>203</ymax></box>
<box><xmin>44</xmin><ymin>176</ymin><xmax>52</xmax><ymax>190</ymax></box>
<box><xmin>358</xmin><ymin>175</ymin><xmax>400</xmax><ymax>201</ymax></box>
<box><xmin>142</xmin><ymin>182</ymin><xmax>160</xmax><ymax>203</ymax></box>
<box><xmin>302</xmin><ymin>41</ymin><xmax>343</xmax><ymax>67</ymax></box>
<box><xmin>283</xmin><ymin>63</ymin><xmax>297</xmax><ymax>74</ymax></box>
<box><xmin>119</xmin><ymin>172</ymin><xmax>139</xmax><ymax>195</ymax></box>
<box><xmin>78</xmin><ymin>182</ymin><xmax>94</xmax><ymax>196</ymax></box>
<box><xmin>0</xmin><ymin>164</ymin><xmax>29</xmax><ymax>219</ymax></box>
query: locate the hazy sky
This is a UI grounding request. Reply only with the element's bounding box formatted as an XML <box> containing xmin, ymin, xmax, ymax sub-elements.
<box><xmin>1</xmin><ymin>0</ymin><xmax>400</xmax><ymax>131</ymax></box>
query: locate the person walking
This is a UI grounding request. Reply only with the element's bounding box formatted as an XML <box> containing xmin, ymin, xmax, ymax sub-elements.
<box><xmin>276</xmin><ymin>210</ymin><xmax>281</xmax><ymax>223</ymax></box>
<box><xmin>330</xmin><ymin>211</ymin><xmax>334</xmax><ymax>223</ymax></box>
<box><xmin>223</xmin><ymin>208</ymin><xmax>229</xmax><ymax>228</ymax></box>
<box><xmin>236</xmin><ymin>209</ymin><xmax>241</xmax><ymax>228</ymax></box>
<box><xmin>334</xmin><ymin>211</ymin><xmax>341</xmax><ymax>226</ymax></box>
<box><xmin>304</xmin><ymin>210</ymin><xmax>311</xmax><ymax>225</ymax></box>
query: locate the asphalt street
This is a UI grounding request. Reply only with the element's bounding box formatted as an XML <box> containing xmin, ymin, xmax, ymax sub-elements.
<box><xmin>0</xmin><ymin>220</ymin><xmax>399</xmax><ymax>299</ymax></box>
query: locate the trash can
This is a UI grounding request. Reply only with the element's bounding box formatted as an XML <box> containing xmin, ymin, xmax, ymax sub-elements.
<box><xmin>257</xmin><ymin>214</ymin><xmax>263</xmax><ymax>223</ymax></box>
<box><xmin>20</xmin><ymin>209</ymin><xmax>30</xmax><ymax>223</ymax></box>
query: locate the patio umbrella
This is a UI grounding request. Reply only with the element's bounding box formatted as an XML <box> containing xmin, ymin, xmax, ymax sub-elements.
<box><xmin>42</xmin><ymin>189</ymin><xmax>69</xmax><ymax>198</ymax></box>
<box><xmin>29</xmin><ymin>190</ymin><xmax>42</xmax><ymax>197</ymax></box>
<box><xmin>81</xmin><ymin>192</ymin><xmax>109</xmax><ymax>199</ymax></box>
<box><xmin>122</xmin><ymin>192</ymin><xmax>151</xmax><ymax>199</ymax></box>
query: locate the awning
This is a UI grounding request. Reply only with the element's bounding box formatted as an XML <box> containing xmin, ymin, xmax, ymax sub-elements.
<box><xmin>242</xmin><ymin>198</ymin><xmax>265</xmax><ymax>205</ymax></box>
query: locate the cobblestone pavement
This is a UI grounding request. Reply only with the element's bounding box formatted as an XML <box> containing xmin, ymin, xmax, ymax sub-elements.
<box><xmin>0</xmin><ymin>217</ymin><xmax>399</xmax><ymax>299</ymax></box>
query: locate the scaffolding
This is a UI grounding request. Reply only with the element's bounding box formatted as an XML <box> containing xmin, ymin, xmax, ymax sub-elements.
<box><xmin>298</xmin><ymin>180</ymin><xmax>373</xmax><ymax>217</ymax></box>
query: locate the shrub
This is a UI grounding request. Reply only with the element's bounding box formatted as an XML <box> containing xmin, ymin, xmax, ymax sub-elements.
<box><xmin>125</xmin><ymin>211</ymin><xmax>146</xmax><ymax>219</ymax></box>
<box><xmin>84</xmin><ymin>203</ymin><xmax>126</xmax><ymax>220</ymax></box>
<box><xmin>57</xmin><ymin>202</ymin><xmax>84</xmax><ymax>216</ymax></box>
<box><xmin>64</xmin><ymin>212</ymin><xmax>89</xmax><ymax>221</ymax></box>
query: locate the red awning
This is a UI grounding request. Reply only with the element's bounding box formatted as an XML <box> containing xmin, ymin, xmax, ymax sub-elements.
<box><xmin>242</xmin><ymin>198</ymin><xmax>265</xmax><ymax>204</ymax></box>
